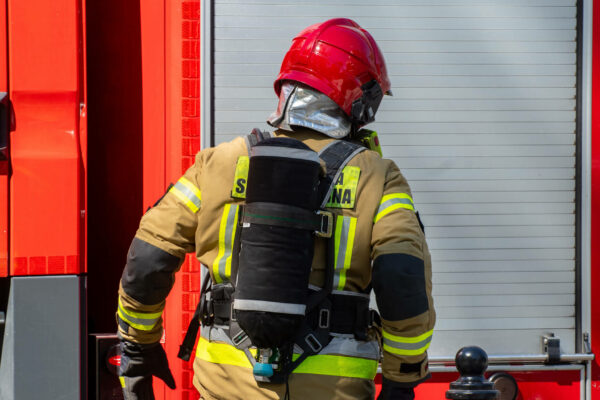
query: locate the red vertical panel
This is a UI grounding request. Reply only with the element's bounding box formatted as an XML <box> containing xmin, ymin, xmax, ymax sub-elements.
<box><xmin>139</xmin><ymin>0</ymin><xmax>201</xmax><ymax>398</ymax></box>
<box><xmin>0</xmin><ymin>0</ymin><xmax>8</xmax><ymax>277</ymax></box>
<box><xmin>591</xmin><ymin>0</ymin><xmax>600</xmax><ymax>397</ymax></box>
<box><xmin>160</xmin><ymin>0</ymin><xmax>201</xmax><ymax>399</ymax></box>
<box><xmin>140</xmin><ymin>1</ymin><xmax>167</xmax><ymax>209</ymax></box>
<box><xmin>79</xmin><ymin>0</ymin><xmax>87</xmax><ymax>274</ymax></box>
<box><xmin>8</xmin><ymin>0</ymin><xmax>83</xmax><ymax>276</ymax></box>
<box><xmin>138</xmin><ymin>0</ymin><xmax>168</xmax><ymax>398</ymax></box>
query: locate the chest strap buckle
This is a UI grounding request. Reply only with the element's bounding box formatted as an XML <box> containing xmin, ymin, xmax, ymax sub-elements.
<box><xmin>315</xmin><ymin>210</ymin><xmax>333</xmax><ymax>238</ymax></box>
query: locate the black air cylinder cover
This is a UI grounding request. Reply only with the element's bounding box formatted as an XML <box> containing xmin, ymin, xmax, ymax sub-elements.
<box><xmin>234</xmin><ymin>137</ymin><xmax>321</xmax><ymax>349</ymax></box>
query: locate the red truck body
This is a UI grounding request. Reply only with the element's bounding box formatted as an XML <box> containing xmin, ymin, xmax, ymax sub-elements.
<box><xmin>0</xmin><ymin>0</ymin><xmax>599</xmax><ymax>399</ymax></box>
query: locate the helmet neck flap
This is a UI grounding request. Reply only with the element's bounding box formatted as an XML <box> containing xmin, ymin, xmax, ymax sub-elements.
<box><xmin>267</xmin><ymin>82</ymin><xmax>352</xmax><ymax>139</ymax></box>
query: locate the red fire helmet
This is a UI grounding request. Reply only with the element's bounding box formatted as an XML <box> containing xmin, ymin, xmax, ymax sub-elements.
<box><xmin>274</xmin><ymin>18</ymin><xmax>392</xmax><ymax>125</ymax></box>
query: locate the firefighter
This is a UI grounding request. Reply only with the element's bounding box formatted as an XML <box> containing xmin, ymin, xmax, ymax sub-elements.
<box><xmin>116</xmin><ymin>18</ymin><xmax>435</xmax><ymax>400</ymax></box>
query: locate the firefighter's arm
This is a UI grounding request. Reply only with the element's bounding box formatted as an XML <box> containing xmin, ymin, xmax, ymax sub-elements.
<box><xmin>117</xmin><ymin>158</ymin><xmax>202</xmax><ymax>344</ymax></box>
<box><xmin>371</xmin><ymin>162</ymin><xmax>436</xmax><ymax>396</ymax></box>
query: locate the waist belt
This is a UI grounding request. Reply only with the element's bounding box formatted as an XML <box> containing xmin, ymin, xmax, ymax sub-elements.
<box><xmin>209</xmin><ymin>285</ymin><xmax>375</xmax><ymax>339</ymax></box>
<box><xmin>305</xmin><ymin>292</ymin><xmax>378</xmax><ymax>341</ymax></box>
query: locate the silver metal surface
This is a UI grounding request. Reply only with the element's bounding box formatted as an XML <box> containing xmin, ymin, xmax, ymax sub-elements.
<box><xmin>267</xmin><ymin>82</ymin><xmax>352</xmax><ymax>139</ymax></box>
<box><xmin>0</xmin><ymin>276</ymin><xmax>83</xmax><ymax>400</ymax></box>
<box><xmin>429</xmin><ymin>353</ymin><xmax>595</xmax><ymax>364</ymax></box>
<box><xmin>580</xmin><ymin>0</ymin><xmax>593</xmax><ymax>368</ymax></box>
<box><xmin>581</xmin><ymin>1</ymin><xmax>594</xmax><ymax>397</ymax></box>
<box><xmin>430</xmin><ymin>364</ymin><xmax>586</xmax><ymax>373</ymax></box>
<box><xmin>378</xmin><ymin>362</ymin><xmax>586</xmax><ymax>375</ymax></box>
<box><xmin>201</xmin><ymin>0</ymin><xmax>212</xmax><ymax>150</ymax></box>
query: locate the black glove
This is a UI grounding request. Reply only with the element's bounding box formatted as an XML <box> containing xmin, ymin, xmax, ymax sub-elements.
<box><xmin>377</xmin><ymin>385</ymin><xmax>415</xmax><ymax>400</ymax></box>
<box><xmin>119</xmin><ymin>340</ymin><xmax>176</xmax><ymax>400</ymax></box>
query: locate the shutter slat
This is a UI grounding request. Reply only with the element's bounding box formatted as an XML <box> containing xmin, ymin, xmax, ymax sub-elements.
<box><xmin>212</xmin><ymin>0</ymin><xmax>578</xmax><ymax>355</ymax></box>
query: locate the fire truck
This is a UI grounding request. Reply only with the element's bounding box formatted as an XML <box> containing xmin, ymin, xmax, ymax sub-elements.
<box><xmin>0</xmin><ymin>0</ymin><xmax>599</xmax><ymax>399</ymax></box>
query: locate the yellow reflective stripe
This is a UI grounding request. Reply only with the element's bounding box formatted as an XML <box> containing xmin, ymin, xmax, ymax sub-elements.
<box><xmin>231</xmin><ymin>156</ymin><xmax>249</xmax><ymax>199</ymax></box>
<box><xmin>118</xmin><ymin>298</ymin><xmax>162</xmax><ymax>320</ymax></box>
<box><xmin>169</xmin><ymin>177</ymin><xmax>202</xmax><ymax>213</ymax></box>
<box><xmin>383</xmin><ymin>328</ymin><xmax>433</xmax><ymax>343</ymax></box>
<box><xmin>119</xmin><ymin>376</ymin><xmax>126</xmax><ymax>388</ymax></box>
<box><xmin>381</xmin><ymin>193</ymin><xmax>413</xmax><ymax>205</ymax></box>
<box><xmin>195</xmin><ymin>338</ymin><xmax>377</xmax><ymax>380</ymax></box>
<box><xmin>333</xmin><ymin>215</ymin><xmax>357</xmax><ymax>291</ymax></box>
<box><xmin>117</xmin><ymin>308</ymin><xmax>155</xmax><ymax>331</ymax></box>
<box><xmin>117</xmin><ymin>298</ymin><xmax>162</xmax><ymax>331</ymax></box>
<box><xmin>374</xmin><ymin>193</ymin><xmax>415</xmax><ymax>223</ymax></box>
<box><xmin>179</xmin><ymin>177</ymin><xmax>202</xmax><ymax>200</ymax></box>
<box><xmin>292</xmin><ymin>353</ymin><xmax>377</xmax><ymax>379</ymax></box>
<box><xmin>325</xmin><ymin>166</ymin><xmax>361</xmax><ymax>209</ymax></box>
<box><xmin>382</xmin><ymin>329</ymin><xmax>433</xmax><ymax>356</ymax></box>
<box><xmin>212</xmin><ymin>204</ymin><xmax>240</xmax><ymax>283</ymax></box>
<box><xmin>170</xmin><ymin>186</ymin><xmax>199</xmax><ymax>213</ymax></box>
<box><xmin>196</xmin><ymin>338</ymin><xmax>255</xmax><ymax>368</ymax></box>
<box><xmin>383</xmin><ymin>343</ymin><xmax>431</xmax><ymax>356</ymax></box>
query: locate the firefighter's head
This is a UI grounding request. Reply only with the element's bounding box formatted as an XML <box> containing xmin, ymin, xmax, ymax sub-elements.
<box><xmin>267</xmin><ymin>18</ymin><xmax>391</xmax><ymax>138</ymax></box>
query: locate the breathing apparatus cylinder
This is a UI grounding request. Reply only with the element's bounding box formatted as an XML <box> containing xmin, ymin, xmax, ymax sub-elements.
<box><xmin>233</xmin><ymin>137</ymin><xmax>322</xmax><ymax>352</ymax></box>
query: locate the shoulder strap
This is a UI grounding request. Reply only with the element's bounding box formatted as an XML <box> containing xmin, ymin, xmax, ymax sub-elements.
<box><xmin>318</xmin><ymin>140</ymin><xmax>366</xmax><ymax>208</ymax></box>
<box><xmin>245</xmin><ymin>128</ymin><xmax>273</xmax><ymax>155</ymax></box>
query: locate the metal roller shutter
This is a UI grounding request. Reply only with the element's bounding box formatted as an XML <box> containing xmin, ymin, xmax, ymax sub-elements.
<box><xmin>206</xmin><ymin>0</ymin><xmax>578</xmax><ymax>356</ymax></box>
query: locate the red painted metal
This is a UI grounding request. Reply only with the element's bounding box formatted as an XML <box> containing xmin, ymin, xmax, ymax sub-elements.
<box><xmin>160</xmin><ymin>0</ymin><xmax>202</xmax><ymax>398</ymax></box>
<box><xmin>79</xmin><ymin>0</ymin><xmax>87</xmax><ymax>275</ymax></box>
<box><xmin>590</xmin><ymin>0</ymin><xmax>600</xmax><ymax>397</ymax></box>
<box><xmin>0</xmin><ymin>0</ymin><xmax>8</xmax><ymax>277</ymax></box>
<box><xmin>376</xmin><ymin>371</ymin><xmax>581</xmax><ymax>399</ymax></box>
<box><xmin>136</xmin><ymin>0</ymin><xmax>201</xmax><ymax>398</ymax></box>
<box><xmin>137</xmin><ymin>0</ymin><xmax>167</xmax><ymax>397</ymax></box>
<box><xmin>8</xmin><ymin>0</ymin><xmax>84</xmax><ymax>276</ymax></box>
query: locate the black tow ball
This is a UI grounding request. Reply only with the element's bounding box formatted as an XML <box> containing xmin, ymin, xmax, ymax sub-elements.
<box><xmin>445</xmin><ymin>346</ymin><xmax>499</xmax><ymax>400</ymax></box>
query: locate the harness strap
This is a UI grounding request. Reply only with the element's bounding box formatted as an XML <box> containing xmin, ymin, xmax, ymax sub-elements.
<box><xmin>317</xmin><ymin>140</ymin><xmax>366</xmax><ymax>208</ymax></box>
<box><xmin>242</xmin><ymin>202</ymin><xmax>327</xmax><ymax>232</ymax></box>
<box><xmin>210</xmin><ymin>291</ymin><xmax>373</xmax><ymax>338</ymax></box>
<box><xmin>245</xmin><ymin>128</ymin><xmax>272</xmax><ymax>155</ymax></box>
<box><xmin>180</xmin><ymin>131</ymin><xmax>370</xmax><ymax>377</ymax></box>
<box><xmin>178</xmin><ymin>272</ymin><xmax>212</xmax><ymax>361</ymax></box>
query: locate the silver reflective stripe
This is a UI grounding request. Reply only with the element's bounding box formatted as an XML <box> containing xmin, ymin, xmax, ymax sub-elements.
<box><xmin>173</xmin><ymin>180</ymin><xmax>202</xmax><ymax>210</ymax></box>
<box><xmin>378</xmin><ymin>197</ymin><xmax>414</xmax><ymax>212</ymax></box>
<box><xmin>203</xmin><ymin>326</ymin><xmax>379</xmax><ymax>361</ymax></box>
<box><xmin>383</xmin><ymin>334</ymin><xmax>433</xmax><ymax>351</ymax></box>
<box><xmin>213</xmin><ymin>204</ymin><xmax>240</xmax><ymax>283</ymax></box>
<box><xmin>201</xmin><ymin>325</ymin><xmax>234</xmax><ymax>344</ymax></box>
<box><xmin>332</xmin><ymin>289</ymin><xmax>370</xmax><ymax>299</ymax></box>
<box><xmin>251</xmin><ymin>146</ymin><xmax>320</xmax><ymax>164</ymax></box>
<box><xmin>319</xmin><ymin>336</ymin><xmax>380</xmax><ymax>360</ymax></box>
<box><xmin>117</xmin><ymin>303</ymin><xmax>160</xmax><ymax>328</ymax></box>
<box><xmin>233</xmin><ymin>299</ymin><xmax>306</xmax><ymax>315</ymax></box>
<box><xmin>333</xmin><ymin>215</ymin><xmax>356</xmax><ymax>290</ymax></box>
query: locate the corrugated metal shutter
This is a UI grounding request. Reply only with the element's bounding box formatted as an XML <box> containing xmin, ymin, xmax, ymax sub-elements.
<box><xmin>209</xmin><ymin>0</ymin><xmax>578</xmax><ymax>356</ymax></box>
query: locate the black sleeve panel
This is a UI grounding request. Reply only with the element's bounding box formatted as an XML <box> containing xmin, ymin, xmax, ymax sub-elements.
<box><xmin>372</xmin><ymin>253</ymin><xmax>428</xmax><ymax>321</ymax></box>
<box><xmin>121</xmin><ymin>237</ymin><xmax>183</xmax><ymax>304</ymax></box>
